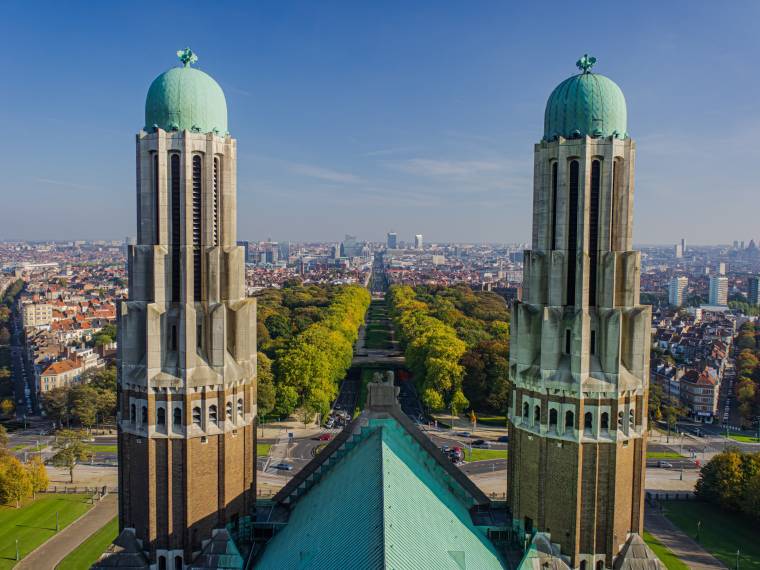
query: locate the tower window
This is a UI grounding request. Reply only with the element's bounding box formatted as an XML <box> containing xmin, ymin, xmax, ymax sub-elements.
<box><xmin>611</xmin><ymin>158</ymin><xmax>622</xmax><ymax>251</ymax></box>
<box><xmin>549</xmin><ymin>408</ymin><xmax>558</xmax><ymax>428</ymax></box>
<box><xmin>197</xmin><ymin>323</ymin><xmax>202</xmax><ymax>350</ymax></box>
<box><xmin>565</xmin><ymin>329</ymin><xmax>571</xmax><ymax>354</ymax></box>
<box><xmin>596</xmin><ymin>562</ymin><xmax>604</xmax><ymax>570</ymax></box>
<box><xmin>523</xmin><ymin>402</ymin><xmax>530</xmax><ymax>420</ymax></box>
<box><xmin>590</xmin><ymin>330</ymin><xmax>596</xmax><ymax>355</ymax></box>
<box><xmin>170</xmin><ymin>324</ymin><xmax>178</xmax><ymax>352</ymax></box>
<box><xmin>192</xmin><ymin>155</ymin><xmax>202</xmax><ymax>301</ymax></box>
<box><xmin>588</xmin><ymin>159</ymin><xmax>601</xmax><ymax>306</ymax></box>
<box><xmin>153</xmin><ymin>153</ymin><xmax>160</xmax><ymax>244</ymax></box>
<box><xmin>192</xmin><ymin>406</ymin><xmax>201</xmax><ymax>426</ymax></box>
<box><xmin>141</xmin><ymin>405</ymin><xmax>148</xmax><ymax>425</ymax></box>
<box><xmin>174</xmin><ymin>555</ymin><xmax>182</xmax><ymax>570</ymax></box>
<box><xmin>159</xmin><ymin>556</ymin><xmax>167</xmax><ymax>570</ymax></box>
<box><xmin>212</xmin><ymin>157</ymin><xmax>220</xmax><ymax>246</ymax></box>
<box><xmin>226</xmin><ymin>401</ymin><xmax>233</xmax><ymax>421</ymax></box>
<box><xmin>550</xmin><ymin>161</ymin><xmax>558</xmax><ymax>250</ymax></box>
<box><xmin>130</xmin><ymin>403</ymin><xmax>136</xmax><ymax>423</ymax></box>
<box><xmin>173</xmin><ymin>407</ymin><xmax>182</xmax><ymax>426</ymax></box>
<box><xmin>601</xmin><ymin>412</ymin><xmax>609</xmax><ymax>430</ymax></box>
<box><xmin>170</xmin><ymin>154</ymin><xmax>181</xmax><ymax>302</ymax></box>
<box><xmin>630</xmin><ymin>408</ymin><xmax>635</xmax><ymax>428</ymax></box>
<box><xmin>618</xmin><ymin>411</ymin><xmax>624</xmax><ymax>430</ymax></box>
<box><xmin>584</xmin><ymin>411</ymin><xmax>593</xmax><ymax>431</ymax></box>
<box><xmin>534</xmin><ymin>404</ymin><xmax>541</xmax><ymax>425</ymax></box>
<box><xmin>209</xmin><ymin>404</ymin><xmax>218</xmax><ymax>424</ymax></box>
<box><xmin>237</xmin><ymin>398</ymin><xmax>244</xmax><ymax>416</ymax></box>
<box><xmin>565</xmin><ymin>410</ymin><xmax>574</xmax><ymax>429</ymax></box>
<box><xmin>157</xmin><ymin>407</ymin><xmax>166</xmax><ymax>425</ymax></box>
<box><xmin>566</xmin><ymin>159</ymin><xmax>580</xmax><ymax>305</ymax></box>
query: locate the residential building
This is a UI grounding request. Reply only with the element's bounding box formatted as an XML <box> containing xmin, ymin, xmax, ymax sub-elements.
<box><xmin>414</xmin><ymin>233</ymin><xmax>423</xmax><ymax>249</ymax></box>
<box><xmin>386</xmin><ymin>232</ymin><xmax>397</xmax><ymax>250</ymax></box>
<box><xmin>668</xmin><ymin>276</ymin><xmax>688</xmax><ymax>306</ymax></box>
<box><xmin>22</xmin><ymin>302</ymin><xmax>53</xmax><ymax>329</ymax></box>
<box><xmin>748</xmin><ymin>275</ymin><xmax>760</xmax><ymax>306</ymax></box>
<box><xmin>39</xmin><ymin>358</ymin><xmax>83</xmax><ymax>392</ymax></box>
<box><xmin>680</xmin><ymin>368</ymin><xmax>719</xmax><ymax>421</ymax></box>
<box><xmin>709</xmin><ymin>275</ymin><xmax>728</xmax><ymax>306</ymax></box>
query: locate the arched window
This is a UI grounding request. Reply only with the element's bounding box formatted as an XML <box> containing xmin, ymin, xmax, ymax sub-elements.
<box><xmin>130</xmin><ymin>404</ymin><xmax>136</xmax><ymax>423</ymax></box>
<box><xmin>192</xmin><ymin>406</ymin><xmax>201</xmax><ymax>426</ymax></box>
<box><xmin>170</xmin><ymin>154</ymin><xmax>181</xmax><ymax>302</ymax></box>
<box><xmin>630</xmin><ymin>408</ymin><xmax>636</xmax><ymax>428</ymax></box>
<box><xmin>212</xmin><ymin>157</ymin><xmax>220</xmax><ymax>246</ymax></box>
<box><xmin>596</xmin><ymin>561</ymin><xmax>604</xmax><ymax>570</ymax></box>
<box><xmin>141</xmin><ymin>405</ymin><xmax>148</xmax><ymax>425</ymax></box>
<box><xmin>174</xmin><ymin>555</ymin><xmax>182</xmax><ymax>570</ymax></box>
<box><xmin>618</xmin><ymin>411</ymin><xmax>624</xmax><ymax>430</ymax></box>
<box><xmin>550</xmin><ymin>161</ymin><xmax>558</xmax><ymax>250</ymax></box>
<box><xmin>565</xmin><ymin>410</ymin><xmax>574</xmax><ymax>429</ymax></box>
<box><xmin>580</xmin><ymin>561</ymin><xmax>587</xmax><ymax>570</ymax></box>
<box><xmin>549</xmin><ymin>408</ymin><xmax>558</xmax><ymax>428</ymax></box>
<box><xmin>173</xmin><ymin>407</ymin><xmax>182</xmax><ymax>426</ymax></box>
<box><xmin>584</xmin><ymin>412</ymin><xmax>593</xmax><ymax>431</ymax></box>
<box><xmin>158</xmin><ymin>556</ymin><xmax>167</xmax><ymax>570</ymax></box>
<box><xmin>209</xmin><ymin>404</ymin><xmax>218</xmax><ymax>424</ymax></box>
<box><xmin>566</xmin><ymin>159</ymin><xmax>580</xmax><ymax>305</ymax></box>
<box><xmin>226</xmin><ymin>401</ymin><xmax>233</xmax><ymax>421</ymax></box>
<box><xmin>192</xmin><ymin>155</ymin><xmax>202</xmax><ymax>301</ymax></box>
<box><xmin>237</xmin><ymin>398</ymin><xmax>244</xmax><ymax>416</ymax></box>
<box><xmin>588</xmin><ymin>159</ymin><xmax>601</xmax><ymax>306</ymax></box>
<box><xmin>534</xmin><ymin>405</ymin><xmax>541</xmax><ymax>424</ymax></box>
<box><xmin>157</xmin><ymin>407</ymin><xmax>166</xmax><ymax>425</ymax></box>
<box><xmin>523</xmin><ymin>402</ymin><xmax>530</xmax><ymax>420</ymax></box>
<box><xmin>601</xmin><ymin>412</ymin><xmax>609</xmax><ymax>430</ymax></box>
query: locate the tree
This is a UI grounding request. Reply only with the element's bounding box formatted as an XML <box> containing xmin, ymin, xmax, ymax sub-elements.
<box><xmin>50</xmin><ymin>430</ymin><xmax>93</xmax><ymax>483</ymax></box>
<box><xmin>0</xmin><ymin>456</ymin><xmax>32</xmax><ymax>507</ymax></box>
<box><xmin>42</xmin><ymin>386</ymin><xmax>72</xmax><ymax>427</ymax></box>
<box><xmin>0</xmin><ymin>327</ymin><xmax>10</xmax><ymax>345</ymax></box>
<box><xmin>0</xmin><ymin>399</ymin><xmax>14</xmax><ymax>417</ymax></box>
<box><xmin>257</xmin><ymin>352</ymin><xmax>276</xmax><ymax>417</ymax></box>
<box><xmin>695</xmin><ymin>449</ymin><xmax>745</xmax><ymax>510</ymax></box>
<box><xmin>0</xmin><ymin>424</ymin><xmax>8</xmax><ymax>450</ymax></box>
<box><xmin>26</xmin><ymin>456</ymin><xmax>49</xmax><ymax>498</ymax></box>
<box><xmin>70</xmin><ymin>385</ymin><xmax>98</xmax><ymax>429</ymax></box>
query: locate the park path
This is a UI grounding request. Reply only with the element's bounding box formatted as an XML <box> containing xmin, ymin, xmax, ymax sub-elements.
<box><xmin>17</xmin><ymin>494</ymin><xmax>117</xmax><ymax>570</ymax></box>
<box><xmin>644</xmin><ymin>506</ymin><xmax>726</xmax><ymax>569</ymax></box>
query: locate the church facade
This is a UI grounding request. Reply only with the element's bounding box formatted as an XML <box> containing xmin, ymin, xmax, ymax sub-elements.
<box><xmin>116</xmin><ymin>49</ymin><xmax>257</xmax><ymax>569</ymax></box>
<box><xmin>507</xmin><ymin>55</ymin><xmax>653</xmax><ymax>569</ymax></box>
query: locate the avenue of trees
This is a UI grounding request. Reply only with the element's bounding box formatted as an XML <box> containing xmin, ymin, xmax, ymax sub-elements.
<box><xmin>735</xmin><ymin>322</ymin><xmax>760</xmax><ymax>427</ymax></box>
<box><xmin>41</xmin><ymin>366</ymin><xmax>117</xmax><ymax>429</ymax></box>
<box><xmin>388</xmin><ymin>285</ymin><xmax>510</xmax><ymax>414</ymax></box>
<box><xmin>695</xmin><ymin>448</ymin><xmax>760</xmax><ymax>520</ymax></box>
<box><xmin>0</xmin><ymin>280</ymin><xmax>23</xmax><ymax>401</ymax></box>
<box><xmin>0</xmin><ymin>425</ymin><xmax>49</xmax><ymax>507</ymax></box>
<box><xmin>254</xmin><ymin>281</ymin><xmax>370</xmax><ymax>421</ymax></box>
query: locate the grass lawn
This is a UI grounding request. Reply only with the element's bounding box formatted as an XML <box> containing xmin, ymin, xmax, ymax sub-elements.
<box><xmin>646</xmin><ymin>451</ymin><xmax>684</xmax><ymax>459</ymax></box>
<box><xmin>92</xmin><ymin>444</ymin><xmax>117</xmax><ymax>453</ymax></box>
<box><xmin>465</xmin><ymin>448</ymin><xmax>508</xmax><ymax>462</ymax></box>
<box><xmin>662</xmin><ymin>501</ymin><xmax>760</xmax><ymax>569</ymax></box>
<box><xmin>257</xmin><ymin>443</ymin><xmax>272</xmax><ymax>457</ymax></box>
<box><xmin>56</xmin><ymin>516</ymin><xmax>118</xmax><ymax>570</ymax></box>
<box><xmin>0</xmin><ymin>494</ymin><xmax>92</xmax><ymax>569</ymax></box>
<box><xmin>728</xmin><ymin>433</ymin><xmax>760</xmax><ymax>443</ymax></box>
<box><xmin>475</xmin><ymin>415</ymin><xmax>507</xmax><ymax>427</ymax></box>
<box><xmin>642</xmin><ymin>531</ymin><xmax>689</xmax><ymax>570</ymax></box>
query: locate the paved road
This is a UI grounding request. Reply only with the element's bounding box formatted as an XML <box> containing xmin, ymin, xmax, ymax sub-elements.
<box><xmin>644</xmin><ymin>506</ymin><xmax>726</xmax><ymax>569</ymax></box>
<box><xmin>16</xmin><ymin>494</ymin><xmax>117</xmax><ymax>570</ymax></box>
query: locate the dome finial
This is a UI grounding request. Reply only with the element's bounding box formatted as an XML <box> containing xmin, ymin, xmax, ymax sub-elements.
<box><xmin>576</xmin><ymin>54</ymin><xmax>597</xmax><ymax>74</ymax></box>
<box><xmin>177</xmin><ymin>47</ymin><xmax>198</xmax><ymax>68</ymax></box>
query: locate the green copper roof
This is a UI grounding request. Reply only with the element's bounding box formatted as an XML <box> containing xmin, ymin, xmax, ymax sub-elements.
<box><xmin>145</xmin><ymin>48</ymin><xmax>228</xmax><ymax>135</ymax></box>
<box><xmin>256</xmin><ymin>418</ymin><xmax>506</xmax><ymax>569</ymax></box>
<box><xmin>544</xmin><ymin>55</ymin><xmax>627</xmax><ymax>140</ymax></box>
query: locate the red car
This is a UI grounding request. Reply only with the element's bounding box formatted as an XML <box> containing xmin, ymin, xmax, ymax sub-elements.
<box><xmin>318</xmin><ymin>433</ymin><xmax>332</xmax><ymax>441</ymax></box>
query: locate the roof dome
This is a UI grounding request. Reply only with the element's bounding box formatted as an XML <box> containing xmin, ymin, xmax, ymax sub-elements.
<box><xmin>543</xmin><ymin>55</ymin><xmax>627</xmax><ymax>141</ymax></box>
<box><xmin>145</xmin><ymin>48</ymin><xmax>227</xmax><ymax>135</ymax></box>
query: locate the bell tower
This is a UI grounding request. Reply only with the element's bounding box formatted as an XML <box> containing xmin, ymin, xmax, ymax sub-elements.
<box><xmin>118</xmin><ymin>49</ymin><xmax>257</xmax><ymax>569</ymax></box>
<box><xmin>507</xmin><ymin>56</ymin><xmax>651</xmax><ymax>569</ymax></box>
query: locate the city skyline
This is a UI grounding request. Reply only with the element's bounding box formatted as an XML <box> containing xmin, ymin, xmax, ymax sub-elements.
<box><xmin>3</xmin><ymin>2</ymin><xmax>760</xmax><ymax>244</ymax></box>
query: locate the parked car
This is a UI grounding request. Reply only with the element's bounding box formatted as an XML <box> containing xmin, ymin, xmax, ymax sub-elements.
<box><xmin>456</xmin><ymin>431</ymin><xmax>471</xmax><ymax>437</ymax></box>
<box><xmin>318</xmin><ymin>433</ymin><xmax>332</xmax><ymax>441</ymax></box>
<box><xmin>497</xmin><ymin>435</ymin><xmax>509</xmax><ymax>443</ymax></box>
<box><xmin>274</xmin><ymin>463</ymin><xmax>293</xmax><ymax>471</ymax></box>
<box><xmin>658</xmin><ymin>461</ymin><xmax>673</xmax><ymax>469</ymax></box>
<box><xmin>472</xmin><ymin>440</ymin><xmax>492</xmax><ymax>449</ymax></box>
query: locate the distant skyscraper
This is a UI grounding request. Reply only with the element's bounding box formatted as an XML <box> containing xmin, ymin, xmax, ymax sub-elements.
<box><xmin>680</xmin><ymin>237</ymin><xmax>685</xmax><ymax>253</ymax></box>
<box><xmin>342</xmin><ymin>234</ymin><xmax>359</xmax><ymax>258</ymax></box>
<box><xmin>669</xmin><ymin>276</ymin><xmax>688</xmax><ymax>306</ymax></box>
<box><xmin>709</xmin><ymin>275</ymin><xmax>728</xmax><ymax>306</ymax></box>
<box><xmin>507</xmin><ymin>56</ymin><xmax>657</xmax><ymax>568</ymax></box>
<box><xmin>718</xmin><ymin>262</ymin><xmax>726</xmax><ymax>275</ymax></box>
<box><xmin>414</xmin><ymin>234</ymin><xmax>423</xmax><ymax>250</ymax></box>
<box><xmin>237</xmin><ymin>240</ymin><xmax>251</xmax><ymax>264</ymax></box>
<box><xmin>386</xmin><ymin>232</ymin><xmax>397</xmax><ymax>249</ymax></box>
<box><xmin>118</xmin><ymin>50</ymin><xmax>257</xmax><ymax>567</ymax></box>
<box><xmin>674</xmin><ymin>243</ymin><xmax>683</xmax><ymax>258</ymax></box>
<box><xmin>748</xmin><ymin>276</ymin><xmax>760</xmax><ymax>306</ymax></box>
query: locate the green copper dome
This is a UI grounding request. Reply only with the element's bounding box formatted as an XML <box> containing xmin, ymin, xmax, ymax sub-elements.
<box><xmin>544</xmin><ymin>55</ymin><xmax>627</xmax><ymax>140</ymax></box>
<box><xmin>145</xmin><ymin>48</ymin><xmax>228</xmax><ymax>135</ymax></box>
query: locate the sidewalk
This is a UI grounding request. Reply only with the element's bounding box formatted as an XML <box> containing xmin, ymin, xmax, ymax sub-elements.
<box><xmin>644</xmin><ymin>506</ymin><xmax>726</xmax><ymax>569</ymax></box>
<box><xmin>17</xmin><ymin>494</ymin><xmax>117</xmax><ymax>570</ymax></box>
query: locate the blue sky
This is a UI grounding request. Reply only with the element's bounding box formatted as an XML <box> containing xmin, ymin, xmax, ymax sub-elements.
<box><xmin>1</xmin><ymin>1</ymin><xmax>759</xmax><ymax>244</ymax></box>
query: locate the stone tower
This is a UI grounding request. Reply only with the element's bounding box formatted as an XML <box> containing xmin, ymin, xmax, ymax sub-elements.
<box><xmin>507</xmin><ymin>55</ymin><xmax>651</xmax><ymax>570</ymax></box>
<box><xmin>118</xmin><ymin>49</ymin><xmax>257</xmax><ymax>569</ymax></box>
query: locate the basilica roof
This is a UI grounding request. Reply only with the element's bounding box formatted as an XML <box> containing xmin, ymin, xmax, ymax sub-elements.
<box><xmin>544</xmin><ymin>55</ymin><xmax>627</xmax><ymax>141</ymax></box>
<box><xmin>145</xmin><ymin>48</ymin><xmax>228</xmax><ymax>135</ymax></box>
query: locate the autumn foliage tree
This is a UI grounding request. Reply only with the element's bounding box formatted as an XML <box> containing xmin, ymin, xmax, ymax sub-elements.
<box><xmin>696</xmin><ymin>449</ymin><xmax>760</xmax><ymax>520</ymax></box>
